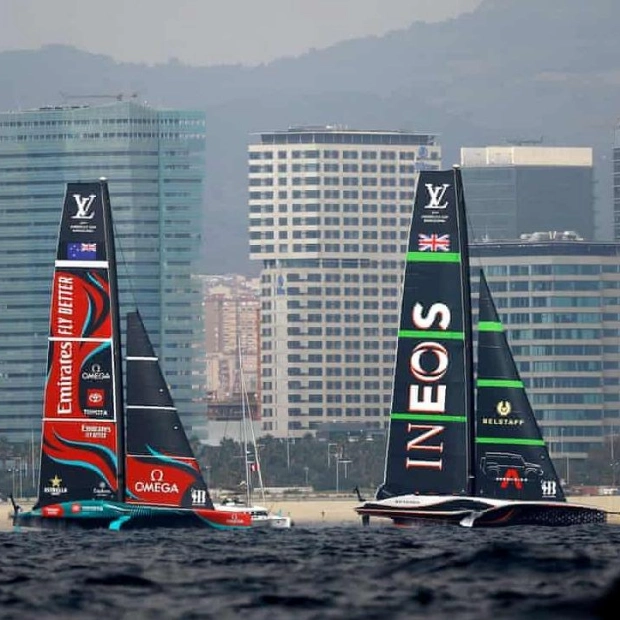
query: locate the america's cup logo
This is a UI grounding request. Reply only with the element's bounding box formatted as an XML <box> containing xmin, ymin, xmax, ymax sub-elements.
<box><xmin>71</xmin><ymin>194</ymin><xmax>96</xmax><ymax>219</ymax></box>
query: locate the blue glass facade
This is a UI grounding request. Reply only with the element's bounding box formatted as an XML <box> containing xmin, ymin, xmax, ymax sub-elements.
<box><xmin>0</xmin><ymin>101</ymin><xmax>207</xmax><ymax>442</ymax></box>
<box><xmin>472</xmin><ymin>241</ymin><xmax>620</xmax><ymax>462</ymax></box>
<box><xmin>461</xmin><ymin>151</ymin><xmax>595</xmax><ymax>242</ymax></box>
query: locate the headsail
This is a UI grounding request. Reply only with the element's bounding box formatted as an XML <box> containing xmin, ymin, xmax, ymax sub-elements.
<box><xmin>475</xmin><ymin>270</ymin><xmax>565</xmax><ymax>501</ymax></box>
<box><xmin>37</xmin><ymin>181</ymin><xmax>123</xmax><ymax>508</ymax></box>
<box><xmin>124</xmin><ymin>311</ymin><xmax>213</xmax><ymax>509</ymax></box>
<box><xmin>378</xmin><ymin>168</ymin><xmax>475</xmax><ymax>499</ymax></box>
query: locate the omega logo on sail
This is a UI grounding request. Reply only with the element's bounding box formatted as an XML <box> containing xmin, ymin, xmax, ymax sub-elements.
<box><xmin>134</xmin><ymin>468</ymin><xmax>179</xmax><ymax>494</ymax></box>
<box><xmin>405</xmin><ymin>302</ymin><xmax>451</xmax><ymax>471</ymax></box>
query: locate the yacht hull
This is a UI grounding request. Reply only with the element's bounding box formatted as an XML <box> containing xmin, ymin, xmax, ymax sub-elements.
<box><xmin>215</xmin><ymin>502</ymin><xmax>293</xmax><ymax>528</ymax></box>
<box><xmin>13</xmin><ymin>500</ymin><xmax>251</xmax><ymax>530</ymax></box>
<box><xmin>355</xmin><ymin>495</ymin><xmax>607</xmax><ymax>527</ymax></box>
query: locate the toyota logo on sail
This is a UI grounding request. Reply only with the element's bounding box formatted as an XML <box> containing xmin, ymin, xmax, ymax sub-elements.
<box><xmin>134</xmin><ymin>469</ymin><xmax>180</xmax><ymax>494</ymax></box>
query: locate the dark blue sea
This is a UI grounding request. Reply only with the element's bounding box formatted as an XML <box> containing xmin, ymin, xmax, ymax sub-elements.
<box><xmin>1</xmin><ymin>522</ymin><xmax>619</xmax><ymax>619</ymax></box>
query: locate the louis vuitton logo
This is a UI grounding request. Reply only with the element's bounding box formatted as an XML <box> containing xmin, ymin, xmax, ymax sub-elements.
<box><xmin>71</xmin><ymin>194</ymin><xmax>96</xmax><ymax>219</ymax></box>
<box><xmin>424</xmin><ymin>183</ymin><xmax>450</xmax><ymax>209</ymax></box>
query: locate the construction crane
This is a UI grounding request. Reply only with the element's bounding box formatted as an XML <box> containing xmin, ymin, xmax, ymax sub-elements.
<box><xmin>59</xmin><ymin>92</ymin><xmax>139</xmax><ymax>103</ymax></box>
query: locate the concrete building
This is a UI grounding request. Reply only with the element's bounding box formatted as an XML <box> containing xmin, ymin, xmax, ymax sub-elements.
<box><xmin>248</xmin><ymin>126</ymin><xmax>441</xmax><ymax>438</ymax></box>
<box><xmin>199</xmin><ymin>274</ymin><xmax>261</xmax><ymax>445</ymax></box>
<box><xmin>0</xmin><ymin>100</ymin><xmax>207</xmax><ymax>442</ymax></box>
<box><xmin>200</xmin><ymin>274</ymin><xmax>260</xmax><ymax>401</ymax></box>
<box><xmin>461</xmin><ymin>146</ymin><xmax>595</xmax><ymax>242</ymax></box>
<box><xmin>472</xmin><ymin>236</ymin><xmax>620</xmax><ymax>475</ymax></box>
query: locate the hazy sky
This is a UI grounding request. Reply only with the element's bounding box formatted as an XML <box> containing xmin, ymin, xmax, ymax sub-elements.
<box><xmin>1</xmin><ymin>0</ymin><xmax>483</xmax><ymax>67</ymax></box>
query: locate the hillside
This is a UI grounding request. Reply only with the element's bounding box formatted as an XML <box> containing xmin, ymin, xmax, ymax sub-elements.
<box><xmin>0</xmin><ymin>0</ymin><xmax>618</xmax><ymax>273</ymax></box>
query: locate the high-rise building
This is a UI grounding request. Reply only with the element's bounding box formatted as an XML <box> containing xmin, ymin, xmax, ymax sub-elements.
<box><xmin>460</xmin><ymin>146</ymin><xmax>595</xmax><ymax>242</ymax></box>
<box><xmin>198</xmin><ymin>274</ymin><xmax>261</xmax><ymax>445</ymax></box>
<box><xmin>613</xmin><ymin>127</ymin><xmax>620</xmax><ymax>240</ymax></box>
<box><xmin>471</xmin><ymin>236</ymin><xmax>620</xmax><ymax>474</ymax></box>
<box><xmin>200</xmin><ymin>274</ymin><xmax>260</xmax><ymax>401</ymax></box>
<box><xmin>248</xmin><ymin>126</ymin><xmax>441</xmax><ymax>438</ymax></box>
<box><xmin>0</xmin><ymin>100</ymin><xmax>207</xmax><ymax>442</ymax></box>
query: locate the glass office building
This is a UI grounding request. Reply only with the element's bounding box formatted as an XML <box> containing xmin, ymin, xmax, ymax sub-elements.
<box><xmin>461</xmin><ymin>146</ymin><xmax>595</xmax><ymax>242</ymax></box>
<box><xmin>472</xmin><ymin>238</ymin><xmax>620</xmax><ymax>469</ymax></box>
<box><xmin>613</xmin><ymin>126</ymin><xmax>620</xmax><ymax>240</ymax></box>
<box><xmin>248</xmin><ymin>126</ymin><xmax>441</xmax><ymax>438</ymax></box>
<box><xmin>0</xmin><ymin>101</ymin><xmax>207</xmax><ymax>442</ymax></box>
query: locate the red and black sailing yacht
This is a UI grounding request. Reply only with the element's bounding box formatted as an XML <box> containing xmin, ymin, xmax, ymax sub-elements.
<box><xmin>14</xmin><ymin>180</ymin><xmax>250</xmax><ymax>530</ymax></box>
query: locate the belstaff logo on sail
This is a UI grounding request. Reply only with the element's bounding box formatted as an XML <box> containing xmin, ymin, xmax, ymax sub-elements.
<box><xmin>482</xmin><ymin>400</ymin><xmax>524</xmax><ymax>426</ymax></box>
<box><xmin>496</xmin><ymin>400</ymin><xmax>511</xmax><ymax>416</ymax></box>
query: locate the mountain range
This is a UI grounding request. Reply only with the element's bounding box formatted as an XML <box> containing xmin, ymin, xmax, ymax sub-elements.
<box><xmin>0</xmin><ymin>0</ymin><xmax>618</xmax><ymax>274</ymax></box>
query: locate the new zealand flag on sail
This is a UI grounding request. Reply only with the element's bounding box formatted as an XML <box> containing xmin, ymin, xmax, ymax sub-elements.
<box><xmin>67</xmin><ymin>242</ymin><xmax>97</xmax><ymax>260</ymax></box>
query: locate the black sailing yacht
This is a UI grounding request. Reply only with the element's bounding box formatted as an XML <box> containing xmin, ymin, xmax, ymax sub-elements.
<box><xmin>355</xmin><ymin>167</ymin><xmax>606</xmax><ymax>527</ymax></box>
<box><xmin>14</xmin><ymin>180</ymin><xmax>250</xmax><ymax>530</ymax></box>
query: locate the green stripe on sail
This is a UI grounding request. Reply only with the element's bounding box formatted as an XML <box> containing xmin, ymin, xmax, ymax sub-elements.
<box><xmin>476</xmin><ymin>437</ymin><xmax>546</xmax><ymax>446</ymax></box>
<box><xmin>478</xmin><ymin>321</ymin><xmax>503</xmax><ymax>332</ymax></box>
<box><xmin>476</xmin><ymin>379</ymin><xmax>524</xmax><ymax>388</ymax></box>
<box><xmin>391</xmin><ymin>413</ymin><xmax>467</xmax><ymax>423</ymax></box>
<box><xmin>406</xmin><ymin>251</ymin><xmax>460</xmax><ymax>263</ymax></box>
<box><xmin>399</xmin><ymin>330</ymin><xmax>464</xmax><ymax>340</ymax></box>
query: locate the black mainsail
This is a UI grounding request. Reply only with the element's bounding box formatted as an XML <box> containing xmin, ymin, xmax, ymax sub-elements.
<box><xmin>378</xmin><ymin>168</ymin><xmax>474</xmax><ymax>499</ymax></box>
<box><xmin>125</xmin><ymin>311</ymin><xmax>213</xmax><ymax>510</ymax></box>
<box><xmin>36</xmin><ymin>181</ymin><xmax>123</xmax><ymax>509</ymax></box>
<box><xmin>356</xmin><ymin>167</ymin><xmax>606</xmax><ymax>527</ymax></box>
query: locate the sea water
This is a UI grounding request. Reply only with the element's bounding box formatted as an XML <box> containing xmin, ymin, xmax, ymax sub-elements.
<box><xmin>1</xmin><ymin>523</ymin><xmax>619</xmax><ymax>619</ymax></box>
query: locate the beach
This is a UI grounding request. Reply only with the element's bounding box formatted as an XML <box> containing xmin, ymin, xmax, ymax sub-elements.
<box><xmin>2</xmin><ymin>495</ymin><xmax>619</xmax><ymax>530</ymax></box>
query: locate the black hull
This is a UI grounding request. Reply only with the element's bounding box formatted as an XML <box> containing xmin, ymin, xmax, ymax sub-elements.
<box><xmin>356</xmin><ymin>498</ymin><xmax>607</xmax><ymax>528</ymax></box>
<box><xmin>463</xmin><ymin>503</ymin><xmax>607</xmax><ymax>528</ymax></box>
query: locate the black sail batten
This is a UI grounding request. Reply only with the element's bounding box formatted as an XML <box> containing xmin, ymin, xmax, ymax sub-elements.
<box><xmin>125</xmin><ymin>311</ymin><xmax>213</xmax><ymax>510</ymax></box>
<box><xmin>475</xmin><ymin>270</ymin><xmax>565</xmax><ymax>502</ymax></box>
<box><xmin>378</xmin><ymin>168</ymin><xmax>474</xmax><ymax>499</ymax></box>
<box><xmin>37</xmin><ymin>180</ymin><xmax>124</xmax><ymax>508</ymax></box>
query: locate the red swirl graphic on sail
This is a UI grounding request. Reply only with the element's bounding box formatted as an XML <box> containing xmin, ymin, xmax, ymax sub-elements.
<box><xmin>42</xmin><ymin>421</ymin><xmax>118</xmax><ymax>492</ymax></box>
<box><xmin>50</xmin><ymin>269</ymin><xmax>111</xmax><ymax>340</ymax></box>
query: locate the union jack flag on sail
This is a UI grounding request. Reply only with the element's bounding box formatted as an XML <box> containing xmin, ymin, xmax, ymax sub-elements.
<box><xmin>418</xmin><ymin>233</ymin><xmax>450</xmax><ymax>252</ymax></box>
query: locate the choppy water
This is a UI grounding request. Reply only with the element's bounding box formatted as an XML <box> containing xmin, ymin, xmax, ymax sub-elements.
<box><xmin>1</xmin><ymin>522</ymin><xmax>619</xmax><ymax>619</ymax></box>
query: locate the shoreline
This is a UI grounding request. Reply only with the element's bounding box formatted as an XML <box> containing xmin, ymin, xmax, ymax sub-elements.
<box><xmin>2</xmin><ymin>495</ymin><xmax>618</xmax><ymax>530</ymax></box>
